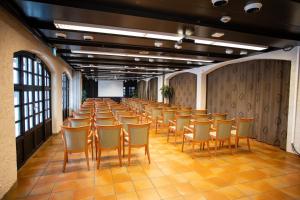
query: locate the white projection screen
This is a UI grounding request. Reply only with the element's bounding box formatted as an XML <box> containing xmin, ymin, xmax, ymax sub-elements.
<box><xmin>98</xmin><ymin>80</ymin><xmax>124</xmax><ymax>97</ymax></box>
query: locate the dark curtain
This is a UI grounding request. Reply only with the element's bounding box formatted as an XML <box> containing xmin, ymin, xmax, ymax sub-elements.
<box><xmin>206</xmin><ymin>59</ymin><xmax>290</xmax><ymax>149</ymax></box>
<box><xmin>83</xmin><ymin>77</ymin><xmax>98</xmax><ymax>98</ymax></box>
<box><xmin>169</xmin><ymin>72</ymin><xmax>197</xmax><ymax>108</ymax></box>
<box><xmin>137</xmin><ymin>80</ymin><xmax>147</xmax><ymax>99</ymax></box>
<box><xmin>148</xmin><ymin>77</ymin><xmax>158</xmax><ymax>101</ymax></box>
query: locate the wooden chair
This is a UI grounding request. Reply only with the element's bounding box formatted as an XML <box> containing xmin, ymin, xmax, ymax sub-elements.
<box><xmin>157</xmin><ymin>110</ymin><xmax>175</xmax><ymax>133</ymax></box>
<box><xmin>95</xmin><ymin>117</ymin><xmax>116</xmax><ymax>126</ymax></box>
<box><xmin>95</xmin><ymin>125</ymin><xmax>122</xmax><ymax>168</ymax></box>
<box><xmin>168</xmin><ymin>115</ymin><xmax>191</xmax><ymax>144</ymax></box>
<box><xmin>212</xmin><ymin>113</ymin><xmax>227</xmax><ymax>128</ymax></box>
<box><xmin>147</xmin><ymin>107</ymin><xmax>163</xmax><ymax>134</ymax></box>
<box><xmin>182</xmin><ymin>121</ymin><xmax>212</xmax><ymax>156</ymax></box>
<box><xmin>232</xmin><ymin>118</ymin><xmax>254</xmax><ymax>151</ymax></box>
<box><xmin>61</xmin><ymin>125</ymin><xmax>90</xmax><ymax>172</ymax></box>
<box><xmin>123</xmin><ymin>123</ymin><xmax>151</xmax><ymax>165</ymax></box>
<box><xmin>210</xmin><ymin>120</ymin><xmax>233</xmax><ymax>155</ymax></box>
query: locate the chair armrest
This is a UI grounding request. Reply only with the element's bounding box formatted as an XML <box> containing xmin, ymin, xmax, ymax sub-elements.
<box><xmin>183</xmin><ymin>126</ymin><xmax>193</xmax><ymax>133</ymax></box>
<box><xmin>123</xmin><ymin>129</ymin><xmax>129</xmax><ymax>136</ymax></box>
<box><xmin>169</xmin><ymin>120</ymin><xmax>176</xmax><ymax>125</ymax></box>
<box><xmin>210</xmin><ymin>127</ymin><xmax>216</xmax><ymax>131</ymax></box>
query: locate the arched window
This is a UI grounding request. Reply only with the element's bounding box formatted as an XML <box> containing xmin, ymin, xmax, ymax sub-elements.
<box><xmin>62</xmin><ymin>73</ymin><xmax>70</xmax><ymax>121</ymax></box>
<box><xmin>13</xmin><ymin>51</ymin><xmax>52</xmax><ymax>169</ymax></box>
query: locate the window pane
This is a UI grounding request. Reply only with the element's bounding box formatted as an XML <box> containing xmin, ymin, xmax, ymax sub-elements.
<box><xmin>15</xmin><ymin>122</ymin><xmax>21</xmax><ymax>137</ymax></box>
<box><xmin>24</xmin><ymin>105</ymin><xmax>28</xmax><ymax>117</ymax></box>
<box><xmin>29</xmin><ymin>117</ymin><xmax>33</xmax><ymax>129</ymax></box>
<box><xmin>39</xmin><ymin>76</ymin><xmax>42</xmax><ymax>86</ymax></box>
<box><xmin>24</xmin><ymin>91</ymin><xmax>28</xmax><ymax>103</ymax></box>
<box><xmin>13</xmin><ymin>70</ymin><xmax>19</xmax><ymax>84</ymax></box>
<box><xmin>35</xmin><ymin>103</ymin><xmax>39</xmax><ymax>113</ymax></box>
<box><xmin>13</xmin><ymin>57</ymin><xmax>18</xmax><ymax>69</ymax></box>
<box><xmin>34</xmin><ymin>61</ymin><xmax>38</xmax><ymax>74</ymax></box>
<box><xmin>39</xmin><ymin>91</ymin><xmax>42</xmax><ymax>100</ymax></box>
<box><xmin>28</xmin><ymin>73</ymin><xmax>32</xmax><ymax>85</ymax></box>
<box><xmin>14</xmin><ymin>91</ymin><xmax>20</xmax><ymax>106</ymax></box>
<box><xmin>35</xmin><ymin>91</ymin><xmax>39</xmax><ymax>101</ymax></box>
<box><xmin>28</xmin><ymin>59</ymin><xmax>32</xmax><ymax>72</ymax></box>
<box><xmin>14</xmin><ymin>107</ymin><xmax>20</xmax><ymax>121</ymax></box>
<box><xmin>23</xmin><ymin>57</ymin><xmax>27</xmax><ymax>71</ymax></box>
<box><xmin>34</xmin><ymin>74</ymin><xmax>38</xmax><ymax>85</ymax></box>
<box><xmin>39</xmin><ymin>64</ymin><xmax>42</xmax><ymax>75</ymax></box>
<box><xmin>39</xmin><ymin>102</ymin><xmax>43</xmax><ymax>112</ymax></box>
<box><xmin>23</xmin><ymin>72</ymin><xmax>28</xmax><ymax>85</ymax></box>
<box><xmin>25</xmin><ymin>119</ymin><xmax>28</xmax><ymax>132</ymax></box>
<box><xmin>40</xmin><ymin>113</ymin><xmax>43</xmax><ymax>122</ymax></box>
<box><xmin>35</xmin><ymin>115</ymin><xmax>39</xmax><ymax>125</ymax></box>
<box><xmin>29</xmin><ymin>104</ymin><xmax>33</xmax><ymax>115</ymax></box>
<box><xmin>29</xmin><ymin>91</ymin><xmax>32</xmax><ymax>103</ymax></box>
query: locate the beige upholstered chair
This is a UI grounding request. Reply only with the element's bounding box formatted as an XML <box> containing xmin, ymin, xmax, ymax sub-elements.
<box><xmin>95</xmin><ymin>125</ymin><xmax>122</xmax><ymax>168</ymax></box>
<box><xmin>147</xmin><ymin>107</ymin><xmax>162</xmax><ymax>134</ymax></box>
<box><xmin>232</xmin><ymin>118</ymin><xmax>254</xmax><ymax>151</ymax></box>
<box><xmin>61</xmin><ymin>126</ymin><xmax>90</xmax><ymax>172</ymax></box>
<box><xmin>168</xmin><ymin>115</ymin><xmax>191</xmax><ymax>144</ymax></box>
<box><xmin>157</xmin><ymin>110</ymin><xmax>175</xmax><ymax>133</ymax></box>
<box><xmin>95</xmin><ymin>117</ymin><xmax>116</xmax><ymax>126</ymax></box>
<box><xmin>95</xmin><ymin>112</ymin><xmax>113</xmax><ymax>118</ymax></box>
<box><xmin>212</xmin><ymin>113</ymin><xmax>227</xmax><ymax>128</ymax></box>
<box><xmin>182</xmin><ymin>121</ymin><xmax>212</xmax><ymax>156</ymax></box>
<box><xmin>123</xmin><ymin>123</ymin><xmax>151</xmax><ymax>165</ymax></box>
<box><xmin>210</xmin><ymin>120</ymin><xmax>233</xmax><ymax>155</ymax></box>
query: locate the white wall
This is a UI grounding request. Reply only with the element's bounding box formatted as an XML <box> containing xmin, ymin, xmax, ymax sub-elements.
<box><xmin>0</xmin><ymin>7</ymin><xmax>74</xmax><ymax>198</ymax></box>
<box><xmin>154</xmin><ymin>47</ymin><xmax>300</xmax><ymax>153</ymax></box>
<box><xmin>72</xmin><ymin>71</ymin><xmax>82</xmax><ymax>111</ymax></box>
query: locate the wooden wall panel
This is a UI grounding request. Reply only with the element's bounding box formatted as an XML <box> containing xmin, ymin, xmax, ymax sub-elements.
<box><xmin>137</xmin><ymin>80</ymin><xmax>147</xmax><ymax>99</ymax></box>
<box><xmin>206</xmin><ymin>60</ymin><xmax>291</xmax><ymax>149</ymax></box>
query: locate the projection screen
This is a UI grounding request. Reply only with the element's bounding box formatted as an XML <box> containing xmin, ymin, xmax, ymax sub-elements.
<box><xmin>98</xmin><ymin>80</ymin><xmax>124</xmax><ymax>97</ymax></box>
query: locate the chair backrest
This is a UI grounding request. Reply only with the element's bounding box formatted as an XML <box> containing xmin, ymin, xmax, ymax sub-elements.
<box><xmin>193</xmin><ymin>121</ymin><xmax>212</xmax><ymax>141</ymax></box>
<box><xmin>216</xmin><ymin>120</ymin><xmax>233</xmax><ymax>140</ymax></box>
<box><xmin>95</xmin><ymin>112</ymin><xmax>113</xmax><ymax>118</ymax></box>
<box><xmin>69</xmin><ymin>118</ymin><xmax>90</xmax><ymax>127</ymax></box>
<box><xmin>192</xmin><ymin>110</ymin><xmax>207</xmax><ymax>115</ymax></box>
<box><xmin>176</xmin><ymin>115</ymin><xmax>191</xmax><ymax>131</ymax></box>
<box><xmin>177</xmin><ymin>110</ymin><xmax>191</xmax><ymax>115</ymax></box>
<box><xmin>120</xmin><ymin>116</ymin><xmax>139</xmax><ymax>132</ymax></box>
<box><xmin>238</xmin><ymin>118</ymin><xmax>254</xmax><ymax>137</ymax></box>
<box><xmin>73</xmin><ymin>112</ymin><xmax>91</xmax><ymax>119</ymax></box>
<box><xmin>192</xmin><ymin>114</ymin><xmax>210</xmax><ymax>122</ymax></box>
<box><xmin>212</xmin><ymin>113</ymin><xmax>227</xmax><ymax>127</ymax></box>
<box><xmin>111</xmin><ymin>108</ymin><xmax>126</xmax><ymax>115</ymax></box>
<box><xmin>162</xmin><ymin>110</ymin><xmax>175</xmax><ymax>124</ymax></box>
<box><xmin>116</xmin><ymin>111</ymin><xmax>135</xmax><ymax>120</ymax></box>
<box><xmin>95</xmin><ymin>117</ymin><xmax>116</xmax><ymax>126</ymax></box>
<box><xmin>151</xmin><ymin>108</ymin><xmax>163</xmax><ymax>119</ymax></box>
<box><xmin>61</xmin><ymin>126</ymin><xmax>89</xmax><ymax>151</ymax></box>
<box><xmin>128</xmin><ymin>123</ymin><xmax>150</xmax><ymax>146</ymax></box>
<box><xmin>96</xmin><ymin>125</ymin><xmax>122</xmax><ymax>149</ymax></box>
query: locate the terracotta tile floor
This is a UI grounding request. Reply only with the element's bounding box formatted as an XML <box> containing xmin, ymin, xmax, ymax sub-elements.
<box><xmin>4</xmin><ymin>127</ymin><xmax>300</xmax><ymax>200</ymax></box>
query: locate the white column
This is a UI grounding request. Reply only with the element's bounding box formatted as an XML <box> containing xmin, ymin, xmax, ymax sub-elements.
<box><xmin>157</xmin><ymin>76</ymin><xmax>163</xmax><ymax>102</ymax></box>
<box><xmin>72</xmin><ymin>71</ymin><xmax>82</xmax><ymax>111</ymax></box>
<box><xmin>196</xmin><ymin>72</ymin><xmax>207</xmax><ymax>109</ymax></box>
<box><xmin>51</xmin><ymin>72</ymin><xmax>63</xmax><ymax>134</ymax></box>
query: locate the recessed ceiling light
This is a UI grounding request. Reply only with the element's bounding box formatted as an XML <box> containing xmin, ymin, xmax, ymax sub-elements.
<box><xmin>226</xmin><ymin>49</ymin><xmax>234</xmax><ymax>54</ymax></box>
<box><xmin>190</xmin><ymin>36</ymin><xmax>268</xmax><ymax>51</ymax></box>
<box><xmin>83</xmin><ymin>35</ymin><xmax>94</xmax><ymax>40</ymax></box>
<box><xmin>54</xmin><ymin>20</ymin><xmax>183</xmax><ymax>41</ymax></box>
<box><xmin>174</xmin><ymin>43</ymin><xmax>182</xmax><ymax>49</ymax></box>
<box><xmin>134</xmin><ymin>58</ymin><xmax>140</xmax><ymax>62</ymax></box>
<box><xmin>240</xmin><ymin>50</ymin><xmax>248</xmax><ymax>55</ymax></box>
<box><xmin>124</xmin><ymin>66</ymin><xmax>129</xmax><ymax>68</ymax></box>
<box><xmin>220</xmin><ymin>16</ymin><xmax>231</xmax><ymax>23</ymax></box>
<box><xmin>81</xmin><ymin>69</ymin><xmax>84</xmax><ymax>72</ymax></box>
<box><xmin>87</xmin><ymin>55</ymin><xmax>94</xmax><ymax>58</ymax></box>
<box><xmin>90</xmin><ymin>69</ymin><xmax>94</xmax><ymax>72</ymax></box>
<box><xmin>212</xmin><ymin>0</ymin><xmax>229</xmax><ymax>7</ymax></box>
<box><xmin>55</xmin><ymin>32</ymin><xmax>67</xmax><ymax>39</ymax></box>
<box><xmin>211</xmin><ymin>32</ymin><xmax>225</xmax><ymax>38</ymax></box>
<box><xmin>244</xmin><ymin>0</ymin><xmax>263</xmax><ymax>13</ymax></box>
<box><xmin>72</xmin><ymin>50</ymin><xmax>214</xmax><ymax>63</ymax></box>
<box><xmin>187</xmin><ymin>61</ymin><xmax>192</xmax><ymax>64</ymax></box>
<box><xmin>154</xmin><ymin>41</ymin><xmax>163</xmax><ymax>47</ymax></box>
<box><xmin>149</xmin><ymin>58</ymin><xmax>154</xmax><ymax>62</ymax></box>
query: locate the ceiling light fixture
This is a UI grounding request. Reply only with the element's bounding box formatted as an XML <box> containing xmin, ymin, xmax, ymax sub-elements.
<box><xmin>83</xmin><ymin>35</ymin><xmax>94</xmax><ymax>40</ymax></box>
<box><xmin>225</xmin><ymin>49</ymin><xmax>234</xmax><ymax>54</ymax></box>
<box><xmin>55</xmin><ymin>32</ymin><xmax>67</xmax><ymax>39</ymax></box>
<box><xmin>139</xmin><ymin>51</ymin><xmax>149</xmax><ymax>55</ymax></box>
<box><xmin>187</xmin><ymin>61</ymin><xmax>192</xmax><ymax>64</ymax></box>
<box><xmin>244</xmin><ymin>0</ymin><xmax>263</xmax><ymax>13</ymax></box>
<box><xmin>54</xmin><ymin>20</ymin><xmax>183</xmax><ymax>41</ymax></box>
<box><xmin>149</xmin><ymin>58</ymin><xmax>154</xmax><ymax>62</ymax></box>
<box><xmin>211</xmin><ymin>32</ymin><xmax>225</xmax><ymax>38</ymax></box>
<box><xmin>190</xmin><ymin>36</ymin><xmax>267</xmax><ymax>51</ymax></box>
<box><xmin>220</xmin><ymin>16</ymin><xmax>231</xmax><ymax>23</ymax></box>
<box><xmin>211</xmin><ymin>0</ymin><xmax>229</xmax><ymax>7</ymax></box>
<box><xmin>174</xmin><ymin>43</ymin><xmax>182</xmax><ymax>49</ymax></box>
<box><xmin>71</xmin><ymin>50</ymin><xmax>214</xmax><ymax>63</ymax></box>
<box><xmin>134</xmin><ymin>58</ymin><xmax>140</xmax><ymax>62</ymax></box>
<box><xmin>240</xmin><ymin>50</ymin><xmax>248</xmax><ymax>55</ymax></box>
<box><xmin>154</xmin><ymin>41</ymin><xmax>163</xmax><ymax>47</ymax></box>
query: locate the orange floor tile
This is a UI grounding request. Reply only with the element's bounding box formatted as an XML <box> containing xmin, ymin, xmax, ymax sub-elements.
<box><xmin>3</xmin><ymin>127</ymin><xmax>300</xmax><ymax>200</ymax></box>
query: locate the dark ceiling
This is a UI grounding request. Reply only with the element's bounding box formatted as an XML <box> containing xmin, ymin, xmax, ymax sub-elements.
<box><xmin>2</xmin><ymin>0</ymin><xmax>300</xmax><ymax>80</ymax></box>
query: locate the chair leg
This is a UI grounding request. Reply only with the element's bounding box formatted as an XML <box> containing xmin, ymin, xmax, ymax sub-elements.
<box><xmin>215</xmin><ymin>140</ymin><xmax>217</xmax><ymax>156</ymax></box>
<box><xmin>118</xmin><ymin>148</ymin><xmax>122</xmax><ymax>167</ymax></box>
<box><xmin>123</xmin><ymin>137</ymin><xmax>125</xmax><ymax>157</ymax></box>
<box><xmin>167</xmin><ymin>129</ymin><xmax>170</xmax><ymax>142</ymax></box>
<box><xmin>181</xmin><ymin>135</ymin><xmax>185</xmax><ymax>152</ymax></box>
<box><xmin>63</xmin><ymin>150</ymin><xmax>67</xmax><ymax>172</ymax></box>
<box><xmin>85</xmin><ymin>150</ymin><xmax>90</xmax><ymax>171</ymax></box>
<box><xmin>247</xmin><ymin>138</ymin><xmax>251</xmax><ymax>151</ymax></box>
<box><xmin>174</xmin><ymin>132</ymin><xmax>177</xmax><ymax>145</ymax></box>
<box><xmin>155</xmin><ymin>121</ymin><xmax>158</xmax><ymax>134</ymax></box>
<box><xmin>128</xmin><ymin>146</ymin><xmax>131</xmax><ymax>166</ymax></box>
<box><xmin>228</xmin><ymin>138</ymin><xmax>232</xmax><ymax>154</ymax></box>
<box><xmin>146</xmin><ymin>145</ymin><xmax>151</xmax><ymax>164</ymax></box>
<box><xmin>235</xmin><ymin>136</ymin><xmax>238</xmax><ymax>152</ymax></box>
<box><xmin>207</xmin><ymin>141</ymin><xmax>211</xmax><ymax>156</ymax></box>
<box><xmin>97</xmin><ymin>149</ymin><xmax>101</xmax><ymax>169</ymax></box>
<box><xmin>91</xmin><ymin>142</ymin><xmax>94</xmax><ymax>160</ymax></box>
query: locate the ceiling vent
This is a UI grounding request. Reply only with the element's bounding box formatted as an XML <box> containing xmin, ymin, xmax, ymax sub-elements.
<box><xmin>83</xmin><ymin>35</ymin><xmax>94</xmax><ymax>40</ymax></box>
<box><xmin>211</xmin><ymin>0</ymin><xmax>229</xmax><ymax>7</ymax></box>
<box><xmin>244</xmin><ymin>0</ymin><xmax>263</xmax><ymax>13</ymax></box>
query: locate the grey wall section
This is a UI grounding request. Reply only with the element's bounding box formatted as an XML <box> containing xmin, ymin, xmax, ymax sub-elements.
<box><xmin>169</xmin><ymin>72</ymin><xmax>197</xmax><ymax>108</ymax></box>
<box><xmin>148</xmin><ymin>77</ymin><xmax>158</xmax><ymax>101</ymax></box>
<box><xmin>206</xmin><ymin>59</ymin><xmax>291</xmax><ymax>149</ymax></box>
<box><xmin>137</xmin><ymin>80</ymin><xmax>147</xmax><ymax>99</ymax></box>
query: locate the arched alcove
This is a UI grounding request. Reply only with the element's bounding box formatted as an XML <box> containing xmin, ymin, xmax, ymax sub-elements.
<box><xmin>148</xmin><ymin>77</ymin><xmax>158</xmax><ymax>101</ymax></box>
<box><xmin>137</xmin><ymin>80</ymin><xmax>147</xmax><ymax>99</ymax></box>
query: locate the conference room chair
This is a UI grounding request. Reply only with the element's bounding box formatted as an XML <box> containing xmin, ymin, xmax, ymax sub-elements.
<box><xmin>212</xmin><ymin>113</ymin><xmax>227</xmax><ymax>128</ymax></box>
<box><xmin>210</xmin><ymin>120</ymin><xmax>234</xmax><ymax>155</ymax></box>
<box><xmin>123</xmin><ymin>123</ymin><xmax>151</xmax><ymax>165</ymax></box>
<box><xmin>95</xmin><ymin>125</ymin><xmax>122</xmax><ymax>168</ymax></box>
<box><xmin>95</xmin><ymin>111</ymin><xmax>113</xmax><ymax>118</ymax></box>
<box><xmin>182</xmin><ymin>121</ymin><xmax>212</xmax><ymax>156</ymax></box>
<box><xmin>61</xmin><ymin>125</ymin><xmax>90</xmax><ymax>172</ymax></box>
<box><xmin>95</xmin><ymin>117</ymin><xmax>116</xmax><ymax>126</ymax></box>
<box><xmin>147</xmin><ymin>107</ymin><xmax>163</xmax><ymax>134</ymax></box>
<box><xmin>157</xmin><ymin>110</ymin><xmax>176</xmax><ymax>133</ymax></box>
<box><xmin>232</xmin><ymin>118</ymin><xmax>254</xmax><ymax>151</ymax></box>
<box><xmin>115</xmin><ymin>111</ymin><xmax>135</xmax><ymax>121</ymax></box>
<box><xmin>168</xmin><ymin>115</ymin><xmax>191</xmax><ymax>144</ymax></box>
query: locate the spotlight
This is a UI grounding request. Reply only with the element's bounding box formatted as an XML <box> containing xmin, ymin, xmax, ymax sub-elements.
<box><xmin>244</xmin><ymin>0</ymin><xmax>262</xmax><ymax>13</ymax></box>
<box><xmin>211</xmin><ymin>0</ymin><xmax>228</xmax><ymax>7</ymax></box>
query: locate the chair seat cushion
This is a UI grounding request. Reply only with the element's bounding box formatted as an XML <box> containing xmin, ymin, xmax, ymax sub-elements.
<box><xmin>124</xmin><ymin>136</ymin><xmax>129</xmax><ymax>142</ymax></box>
<box><xmin>210</xmin><ymin>131</ymin><xmax>216</xmax><ymax>138</ymax></box>
<box><xmin>184</xmin><ymin>133</ymin><xmax>193</xmax><ymax>140</ymax></box>
<box><xmin>169</xmin><ymin>126</ymin><xmax>176</xmax><ymax>132</ymax></box>
<box><xmin>231</xmin><ymin>130</ymin><xmax>237</xmax><ymax>135</ymax></box>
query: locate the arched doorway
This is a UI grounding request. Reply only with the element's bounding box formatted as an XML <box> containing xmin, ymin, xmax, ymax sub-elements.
<box><xmin>62</xmin><ymin>73</ymin><xmax>70</xmax><ymax>121</ymax></box>
<box><xmin>13</xmin><ymin>51</ymin><xmax>52</xmax><ymax>169</ymax></box>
